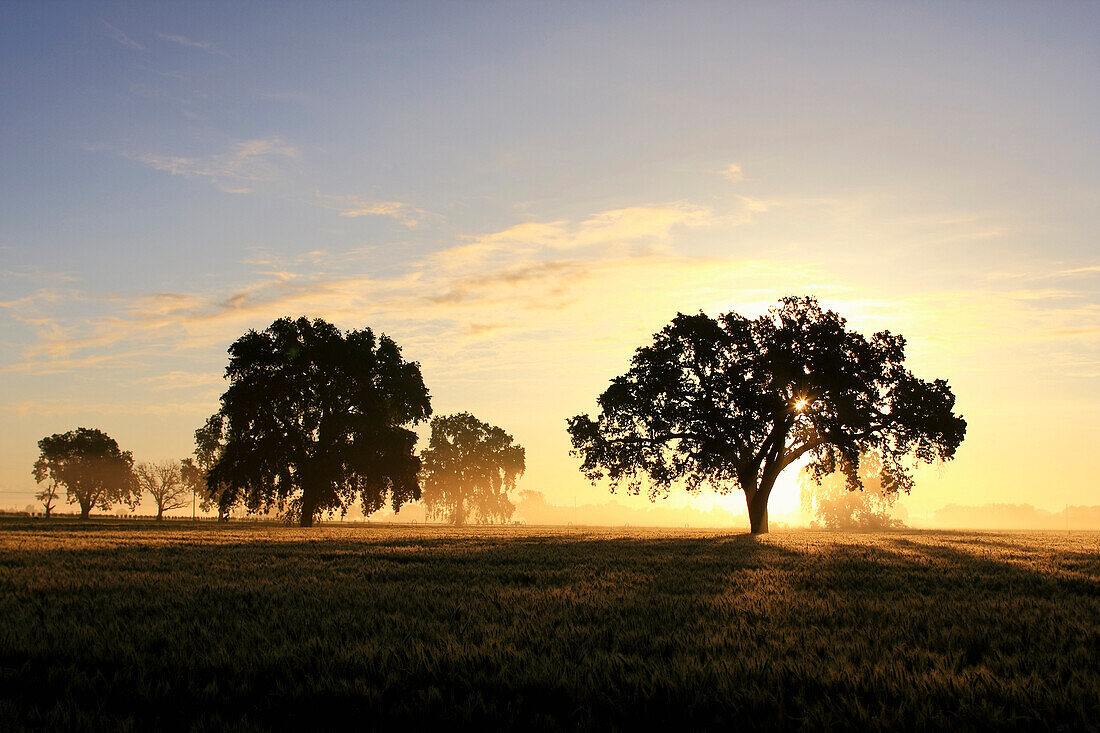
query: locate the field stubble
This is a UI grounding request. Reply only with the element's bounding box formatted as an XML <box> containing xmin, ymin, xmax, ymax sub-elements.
<box><xmin>0</xmin><ymin>519</ymin><xmax>1097</xmax><ymax>730</ymax></box>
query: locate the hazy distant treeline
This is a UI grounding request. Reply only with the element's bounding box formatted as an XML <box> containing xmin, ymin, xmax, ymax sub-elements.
<box><xmin>932</xmin><ymin>503</ymin><xmax>1100</xmax><ymax>530</ymax></box>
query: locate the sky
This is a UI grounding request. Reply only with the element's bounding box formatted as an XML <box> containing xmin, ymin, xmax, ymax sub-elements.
<box><xmin>1</xmin><ymin>1</ymin><xmax>1098</xmax><ymax>524</ymax></box>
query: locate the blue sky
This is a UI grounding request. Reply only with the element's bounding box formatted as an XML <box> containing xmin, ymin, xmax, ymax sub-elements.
<box><xmin>2</xmin><ymin>1</ymin><xmax>1098</xmax><ymax>520</ymax></box>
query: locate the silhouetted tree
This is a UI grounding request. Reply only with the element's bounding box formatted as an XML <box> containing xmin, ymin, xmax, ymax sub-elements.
<box><xmin>568</xmin><ymin>296</ymin><xmax>966</xmax><ymax>534</ymax></box>
<box><xmin>135</xmin><ymin>460</ymin><xmax>188</xmax><ymax>520</ymax></box>
<box><xmin>800</xmin><ymin>453</ymin><xmax>904</xmax><ymax>530</ymax></box>
<box><xmin>420</xmin><ymin>412</ymin><xmax>525</xmax><ymax>525</ymax></box>
<box><xmin>32</xmin><ymin>428</ymin><xmax>139</xmax><ymax>519</ymax></box>
<box><xmin>34</xmin><ymin>479</ymin><xmax>60</xmax><ymax>518</ymax></box>
<box><xmin>205</xmin><ymin>317</ymin><xmax>431</xmax><ymax>526</ymax></box>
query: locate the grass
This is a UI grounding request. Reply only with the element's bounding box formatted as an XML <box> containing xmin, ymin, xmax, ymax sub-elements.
<box><xmin>1</xmin><ymin>518</ymin><xmax>1097</xmax><ymax>731</ymax></box>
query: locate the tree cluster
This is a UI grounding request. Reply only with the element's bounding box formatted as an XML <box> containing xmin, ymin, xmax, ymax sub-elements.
<box><xmin>32</xmin><ymin>428</ymin><xmax>203</xmax><ymax>520</ymax></box>
<box><xmin>33</xmin><ymin>297</ymin><xmax>965</xmax><ymax>534</ymax></box>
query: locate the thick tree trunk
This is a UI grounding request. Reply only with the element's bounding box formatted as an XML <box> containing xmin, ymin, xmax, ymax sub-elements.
<box><xmin>156</xmin><ymin>507</ymin><xmax>164</xmax><ymax>521</ymax></box>
<box><xmin>746</xmin><ymin>477</ymin><xmax>777</xmax><ymax>534</ymax></box>
<box><xmin>453</xmin><ymin>500</ymin><xmax>466</xmax><ymax>527</ymax></box>
<box><xmin>79</xmin><ymin>501</ymin><xmax>91</xmax><ymax>520</ymax></box>
<box><xmin>748</xmin><ymin>497</ymin><xmax>769</xmax><ymax>534</ymax></box>
<box><xmin>299</xmin><ymin>474</ymin><xmax>320</xmax><ymax>527</ymax></box>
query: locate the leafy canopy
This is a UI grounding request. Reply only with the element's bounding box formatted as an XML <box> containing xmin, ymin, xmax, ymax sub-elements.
<box><xmin>568</xmin><ymin>296</ymin><xmax>965</xmax><ymax>531</ymax></box>
<box><xmin>32</xmin><ymin>427</ymin><xmax>138</xmax><ymax>517</ymax></box>
<box><xmin>205</xmin><ymin>317</ymin><xmax>431</xmax><ymax>525</ymax></box>
<box><xmin>420</xmin><ymin>412</ymin><xmax>526</xmax><ymax>525</ymax></box>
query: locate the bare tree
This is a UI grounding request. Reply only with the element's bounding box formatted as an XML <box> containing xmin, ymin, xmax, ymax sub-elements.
<box><xmin>34</xmin><ymin>480</ymin><xmax>60</xmax><ymax>518</ymax></box>
<box><xmin>135</xmin><ymin>460</ymin><xmax>188</xmax><ymax>520</ymax></box>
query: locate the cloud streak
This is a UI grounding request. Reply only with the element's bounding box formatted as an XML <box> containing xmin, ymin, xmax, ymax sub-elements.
<box><xmin>124</xmin><ymin>137</ymin><xmax>298</xmax><ymax>193</ymax></box>
<box><xmin>102</xmin><ymin>20</ymin><xmax>143</xmax><ymax>51</ymax></box>
<box><xmin>156</xmin><ymin>32</ymin><xmax>228</xmax><ymax>56</ymax></box>
<box><xmin>313</xmin><ymin>194</ymin><xmax>425</xmax><ymax>227</ymax></box>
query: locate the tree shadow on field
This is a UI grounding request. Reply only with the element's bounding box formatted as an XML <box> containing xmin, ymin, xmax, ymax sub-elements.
<box><xmin>2</xmin><ymin>525</ymin><xmax>1099</xmax><ymax>731</ymax></box>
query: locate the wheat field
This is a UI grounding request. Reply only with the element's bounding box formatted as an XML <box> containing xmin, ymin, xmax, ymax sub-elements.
<box><xmin>1</xmin><ymin>518</ymin><xmax>1097</xmax><ymax>730</ymax></box>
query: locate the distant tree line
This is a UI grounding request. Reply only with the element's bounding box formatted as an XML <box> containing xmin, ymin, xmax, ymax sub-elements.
<box><xmin>32</xmin><ymin>297</ymin><xmax>965</xmax><ymax>533</ymax></box>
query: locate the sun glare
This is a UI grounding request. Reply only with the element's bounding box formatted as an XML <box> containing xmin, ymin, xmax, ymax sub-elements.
<box><xmin>793</xmin><ymin>397</ymin><xmax>809</xmax><ymax>411</ymax></box>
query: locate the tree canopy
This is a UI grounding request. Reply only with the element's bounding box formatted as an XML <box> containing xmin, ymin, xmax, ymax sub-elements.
<box><xmin>32</xmin><ymin>427</ymin><xmax>138</xmax><ymax>519</ymax></box>
<box><xmin>204</xmin><ymin>317</ymin><xmax>432</xmax><ymax>526</ymax></box>
<box><xmin>420</xmin><ymin>412</ymin><xmax>526</xmax><ymax>525</ymax></box>
<box><xmin>567</xmin><ymin>296</ymin><xmax>966</xmax><ymax>533</ymax></box>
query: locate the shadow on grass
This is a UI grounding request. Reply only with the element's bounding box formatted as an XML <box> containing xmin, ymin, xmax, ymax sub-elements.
<box><xmin>1</xmin><ymin>522</ymin><xmax>1098</xmax><ymax>730</ymax></box>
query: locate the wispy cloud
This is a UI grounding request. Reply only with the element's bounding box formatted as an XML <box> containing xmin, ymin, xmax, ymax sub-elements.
<box><xmin>137</xmin><ymin>371</ymin><xmax>225</xmax><ymax>391</ymax></box>
<box><xmin>102</xmin><ymin>20</ymin><xmax>143</xmax><ymax>51</ymax></box>
<box><xmin>4</xmin><ymin>398</ymin><xmax>212</xmax><ymax>418</ymax></box>
<box><xmin>1058</xmin><ymin>264</ymin><xmax>1100</xmax><ymax>276</ymax></box>
<box><xmin>156</xmin><ymin>32</ymin><xmax>228</xmax><ymax>56</ymax></box>
<box><xmin>124</xmin><ymin>137</ymin><xmax>298</xmax><ymax>193</ymax></box>
<box><xmin>313</xmin><ymin>194</ymin><xmax>425</xmax><ymax>227</ymax></box>
<box><xmin>438</xmin><ymin>203</ymin><xmax>712</xmax><ymax>267</ymax></box>
<box><xmin>6</xmin><ymin>198</ymin><xmax>1097</xmax><ymax>403</ymax></box>
<box><xmin>721</xmin><ymin>163</ymin><xmax>744</xmax><ymax>182</ymax></box>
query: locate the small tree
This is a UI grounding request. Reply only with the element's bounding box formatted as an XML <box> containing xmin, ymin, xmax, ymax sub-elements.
<box><xmin>800</xmin><ymin>454</ymin><xmax>904</xmax><ymax>530</ymax></box>
<box><xmin>420</xmin><ymin>412</ymin><xmax>526</xmax><ymax>525</ymax></box>
<box><xmin>34</xmin><ymin>479</ymin><xmax>60</xmax><ymax>518</ymax></box>
<box><xmin>135</xmin><ymin>460</ymin><xmax>188</xmax><ymax>520</ymax></box>
<box><xmin>32</xmin><ymin>427</ymin><xmax>139</xmax><ymax>519</ymax></box>
<box><xmin>181</xmin><ymin>415</ymin><xmax>239</xmax><ymax>521</ymax></box>
<box><xmin>205</xmin><ymin>317</ymin><xmax>432</xmax><ymax>526</ymax></box>
<box><xmin>568</xmin><ymin>296</ymin><xmax>966</xmax><ymax>534</ymax></box>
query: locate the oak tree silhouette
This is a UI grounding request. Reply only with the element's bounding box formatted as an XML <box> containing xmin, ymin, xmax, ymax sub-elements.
<box><xmin>567</xmin><ymin>296</ymin><xmax>966</xmax><ymax>533</ymax></box>
<box><xmin>32</xmin><ymin>427</ymin><xmax>139</xmax><ymax>519</ymax></box>
<box><xmin>204</xmin><ymin>317</ymin><xmax>431</xmax><ymax>526</ymax></box>
<box><xmin>419</xmin><ymin>412</ymin><xmax>526</xmax><ymax>525</ymax></box>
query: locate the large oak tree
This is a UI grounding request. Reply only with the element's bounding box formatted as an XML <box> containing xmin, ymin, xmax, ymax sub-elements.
<box><xmin>419</xmin><ymin>412</ymin><xmax>525</xmax><ymax>525</ymax></box>
<box><xmin>205</xmin><ymin>317</ymin><xmax>431</xmax><ymax>526</ymax></box>
<box><xmin>567</xmin><ymin>296</ymin><xmax>966</xmax><ymax>533</ymax></box>
<box><xmin>32</xmin><ymin>427</ymin><xmax>139</xmax><ymax>519</ymax></box>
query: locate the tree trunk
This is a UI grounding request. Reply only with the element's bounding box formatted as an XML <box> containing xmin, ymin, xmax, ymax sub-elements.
<box><xmin>80</xmin><ymin>501</ymin><xmax>91</xmax><ymax>520</ymax></box>
<box><xmin>746</xmin><ymin>479</ymin><xmax>776</xmax><ymax>534</ymax></box>
<box><xmin>748</xmin><ymin>498</ymin><xmax>769</xmax><ymax>534</ymax></box>
<box><xmin>300</xmin><ymin>487</ymin><xmax>317</xmax><ymax>527</ymax></box>
<box><xmin>156</xmin><ymin>506</ymin><xmax>164</xmax><ymax>521</ymax></box>
<box><xmin>453</xmin><ymin>500</ymin><xmax>466</xmax><ymax>527</ymax></box>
